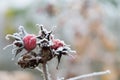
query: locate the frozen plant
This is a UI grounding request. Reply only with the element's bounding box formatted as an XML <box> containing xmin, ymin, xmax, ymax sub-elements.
<box><xmin>4</xmin><ymin>24</ymin><xmax>76</xmax><ymax>80</ymax></box>
<box><xmin>4</xmin><ymin>24</ymin><xmax>110</xmax><ymax>80</ymax></box>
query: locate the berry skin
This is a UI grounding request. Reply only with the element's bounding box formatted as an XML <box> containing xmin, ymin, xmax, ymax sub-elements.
<box><xmin>51</xmin><ymin>39</ymin><xmax>64</xmax><ymax>50</ymax></box>
<box><xmin>23</xmin><ymin>34</ymin><xmax>37</xmax><ymax>52</ymax></box>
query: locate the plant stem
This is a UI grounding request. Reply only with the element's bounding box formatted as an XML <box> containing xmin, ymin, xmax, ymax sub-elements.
<box><xmin>67</xmin><ymin>70</ymin><xmax>111</xmax><ymax>80</ymax></box>
<box><xmin>42</xmin><ymin>63</ymin><xmax>51</xmax><ymax>80</ymax></box>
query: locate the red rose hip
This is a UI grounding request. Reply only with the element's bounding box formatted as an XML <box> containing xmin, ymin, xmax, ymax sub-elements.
<box><xmin>51</xmin><ymin>39</ymin><xmax>64</xmax><ymax>50</ymax></box>
<box><xmin>23</xmin><ymin>34</ymin><xmax>37</xmax><ymax>51</ymax></box>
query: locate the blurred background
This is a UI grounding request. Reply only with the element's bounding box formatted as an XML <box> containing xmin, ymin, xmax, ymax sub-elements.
<box><xmin>0</xmin><ymin>0</ymin><xmax>120</xmax><ymax>80</ymax></box>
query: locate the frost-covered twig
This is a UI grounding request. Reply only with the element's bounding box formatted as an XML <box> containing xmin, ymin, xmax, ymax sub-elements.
<box><xmin>67</xmin><ymin>70</ymin><xmax>111</xmax><ymax>80</ymax></box>
<box><xmin>42</xmin><ymin>63</ymin><xmax>51</xmax><ymax>80</ymax></box>
<box><xmin>57</xmin><ymin>77</ymin><xmax>65</xmax><ymax>80</ymax></box>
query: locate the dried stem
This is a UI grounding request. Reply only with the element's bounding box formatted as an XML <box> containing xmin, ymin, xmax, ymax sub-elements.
<box><xmin>67</xmin><ymin>70</ymin><xmax>111</xmax><ymax>80</ymax></box>
<box><xmin>42</xmin><ymin>63</ymin><xmax>51</xmax><ymax>80</ymax></box>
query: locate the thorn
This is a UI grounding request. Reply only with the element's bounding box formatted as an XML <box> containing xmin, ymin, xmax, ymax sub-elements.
<box><xmin>36</xmin><ymin>24</ymin><xmax>44</xmax><ymax>30</ymax></box>
<box><xmin>19</xmin><ymin>26</ymin><xmax>27</xmax><ymax>35</ymax></box>
<box><xmin>50</xmin><ymin>26</ymin><xmax>56</xmax><ymax>33</ymax></box>
<box><xmin>19</xmin><ymin>26</ymin><xmax>24</xmax><ymax>30</ymax></box>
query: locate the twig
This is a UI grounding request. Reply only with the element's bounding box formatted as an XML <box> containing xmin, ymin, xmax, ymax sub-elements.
<box><xmin>35</xmin><ymin>67</ymin><xmax>43</xmax><ymax>73</ymax></box>
<box><xmin>42</xmin><ymin>63</ymin><xmax>51</xmax><ymax>80</ymax></box>
<box><xmin>67</xmin><ymin>70</ymin><xmax>111</xmax><ymax>80</ymax></box>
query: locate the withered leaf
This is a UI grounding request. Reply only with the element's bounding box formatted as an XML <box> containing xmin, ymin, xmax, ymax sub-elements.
<box><xmin>15</xmin><ymin>48</ymin><xmax>23</xmax><ymax>57</ymax></box>
<box><xmin>56</xmin><ymin>53</ymin><xmax>62</xmax><ymax>69</ymax></box>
